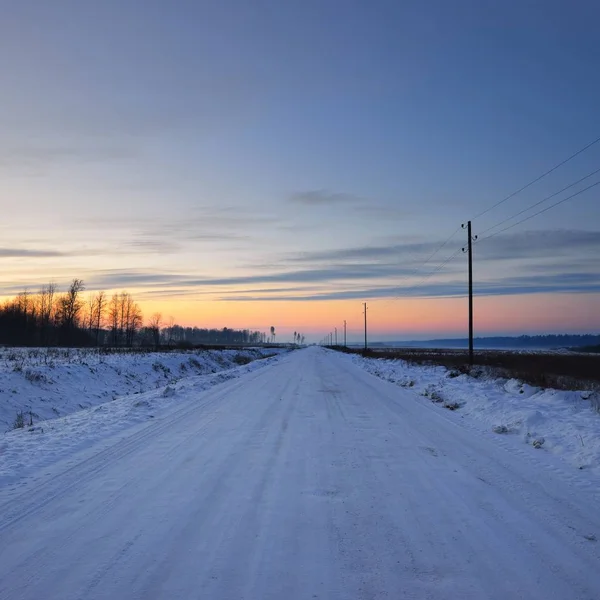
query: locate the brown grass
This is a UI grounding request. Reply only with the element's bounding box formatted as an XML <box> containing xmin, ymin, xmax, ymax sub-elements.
<box><xmin>340</xmin><ymin>347</ymin><xmax>600</xmax><ymax>391</ymax></box>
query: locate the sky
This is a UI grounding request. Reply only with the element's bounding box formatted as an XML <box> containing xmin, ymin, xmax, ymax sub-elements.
<box><xmin>1</xmin><ymin>0</ymin><xmax>600</xmax><ymax>342</ymax></box>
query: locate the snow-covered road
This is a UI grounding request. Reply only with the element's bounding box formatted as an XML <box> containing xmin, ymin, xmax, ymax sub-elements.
<box><xmin>1</xmin><ymin>347</ymin><xmax>599</xmax><ymax>599</ymax></box>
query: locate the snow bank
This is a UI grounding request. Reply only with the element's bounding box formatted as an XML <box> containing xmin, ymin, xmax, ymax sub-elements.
<box><xmin>0</xmin><ymin>347</ymin><xmax>285</xmax><ymax>431</ymax></box>
<box><xmin>0</xmin><ymin>348</ymin><xmax>290</xmax><ymax>487</ymax></box>
<box><xmin>351</xmin><ymin>354</ymin><xmax>600</xmax><ymax>473</ymax></box>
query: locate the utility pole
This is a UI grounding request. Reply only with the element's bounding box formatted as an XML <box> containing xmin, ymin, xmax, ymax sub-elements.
<box><xmin>462</xmin><ymin>221</ymin><xmax>477</xmax><ymax>366</ymax></box>
<box><xmin>363</xmin><ymin>302</ymin><xmax>368</xmax><ymax>350</ymax></box>
<box><xmin>335</xmin><ymin>327</ymin><xmax>337</xmax><ymax>346</ymax></box>
<box><xmin>344</xmin><ymin>320</ymin><xmax>347</xmax><ymax>347</ymax></box>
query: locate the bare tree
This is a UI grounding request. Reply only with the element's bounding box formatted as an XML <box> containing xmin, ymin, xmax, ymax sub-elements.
<box><xmin>37</xmin><ymin>282</ymin><xmax>56</xmax><ymax>345</ymax></box>
<box><xmin>270</xmin><ymin>326</ymin><xmax>275</xmax><ymax>343</ymax></box>
<box><xmin>165</xmin><ymin>316</ymin><xmax>176</xmax><ymax>346</ymax></box>
<box><xmin>57</xmin><ymin>279</ymin><xmax>85</xmax><ymax>344</ymax></box>
<box><xmin>148</xmin><ymin>312</ymin><xmax>162</xmax><ymax>349</ymax></box>
<box><xmin>85</xmin><ymin>293</ymin><xmax>95</xmax><ymax>335</ymax></box>
<box><xmin>108</xmin><ymin>293</ymin><xmax>120</xmax><ymax>345</ymax></box>
<box><xmin>93</xmin><ymin>291</ymin><xmax>107</xmax><ymax>346</ymax></box>
<box><xmin>126</xmin><ymin>301</ymin><xmax>143</xmax><ymax>346</ymax></box>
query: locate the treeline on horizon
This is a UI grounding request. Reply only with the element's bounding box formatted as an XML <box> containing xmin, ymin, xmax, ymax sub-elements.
<box><xmin>389</xmin><ymin>334</ymin><xmax>600</xmax><ymax>349</ymax></box>
<box><xmin>0</xmin><ymin>279</ymin><xmax>268</xmax><ymax>348</ymax></box>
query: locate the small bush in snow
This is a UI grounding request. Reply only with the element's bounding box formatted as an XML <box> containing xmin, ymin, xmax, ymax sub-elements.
<box><xmin>443</xmin><ymin>401</ymin><xmax>461</xmax><ymax>411</ymax></box>
<box><xmin>188</xmin><ymin>357</ymin><xmax>202</xmax><ymax>369</ymax></box>
<box><xmin>24</xmin><ymin>369</ymin><xmax>48</xmax><ymax>384</ymax></box>
<box><xmin>232</xmin><ymin>354</ymin><xmax>252</xmax><ymax>366</ymax></box>
<box><xmin>422</xmin><ymin>386</ymin><xmax>444</xmax><ymax>403</ymax></box>
<box><xmin>13</xmin><ymin>411</ymin><xmax>25</xmax><ymax>429</ymax></box>
<box><xmin>532</xmin><ymin>437</ymin><xmax>545</xmax><ymax>449</ymax></box>
<box><xmin>152</xmin><ymin>361</ymin><xmax>171</xmax><ymax>375</ymax></box>
<box><xmin>493</xmin><ymin>425</ymin><xmax>509</xmax><ymax>434</ymax></box>
<box><xmin>588</xmin><ymin>392</ymin><xmax>600</xmax><ymax>413</ymax></box>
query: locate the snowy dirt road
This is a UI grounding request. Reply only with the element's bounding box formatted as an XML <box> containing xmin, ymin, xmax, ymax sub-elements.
<box><xmin>1</xmin><ymin>347</ymin><xmax>599</xmax><ymax>600</ymax></box>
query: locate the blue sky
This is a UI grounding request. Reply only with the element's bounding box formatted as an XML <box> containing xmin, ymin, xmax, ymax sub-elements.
<box><xmin>1</xmin><ymin>0</ymin><xmax>600</xmax><ymax>338</ymax></box>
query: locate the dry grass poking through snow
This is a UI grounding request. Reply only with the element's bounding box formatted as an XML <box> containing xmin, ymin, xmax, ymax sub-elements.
<box><xmin>347</xmin><ymin>348</ymin><xmax>600</xmax><ymax>392</ymax></box>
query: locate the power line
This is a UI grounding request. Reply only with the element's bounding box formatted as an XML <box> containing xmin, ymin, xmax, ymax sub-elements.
<box><xmin>371</xmin><ymin>227</ymin><xmax>463</xmax><ymax>305</ymax></box>
<box><xmin>390</xmin><ymin>246</ymin><xmax>463</xmax><ymax>301</ymax></box>
<box><xmin>414</xmin><ymin>225</ymin><xmax>462</xmax><ymax>273</ymax></box>
<box><xmin>478</xmin><ymin>166</ymin><xmax>600</xmax><ymax>237</ymax></box>
<box><xmin>478</xmin><ymin>179</ymin><xmax>600</xmax><ymax>242</ymax></box>
<box><xmin>369</xmin><ymin>138</ymin><xmax>600</xmax><ymax>313</ymax></box>
<box><xmin>471</xmin><ymin>134</ymin><xmax>600</xmax><ymax>221</ymax></box>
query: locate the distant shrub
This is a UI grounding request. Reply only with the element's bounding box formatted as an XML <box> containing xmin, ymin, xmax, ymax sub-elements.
<box><xmin>443</xmin><ymin>401</ymin><xmax>462</xmax><ymax>411</ymax></box>
<box><xmin>422</xmin><ymin>385</ymin><xmax>443</xmax><ymax>403</ymax></box>
<box><xmin>24</xmin><ymin>369</ymin><xmax>48</xmax><ymax>384</ymax></box>
<box><xmin>152</xmin><ymin>361</ymin><xmax>171</xmax><ymax>375</ymax></box>
<box><xmin>13</xmin><ymin>411</ymin><xmax>25</xmax><ymax>429</ymax></box>
<box><xmin>188</xmin><ymin>357</ymin><xmax>202</xmax><ymax>369</ymax></box>
<box><xmin>232</xmin><ymin>354</ymin><xmax>252</xmax><ymax>366</ymax></box>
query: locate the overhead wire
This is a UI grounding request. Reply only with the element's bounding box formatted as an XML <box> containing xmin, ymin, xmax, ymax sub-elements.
<box><xmin>371</xmin><ymin>226</ymin><xmax>463</xmax><ymax>305</ymax></box>
<box><xmin>478</xmin><ymin>179</ymin><xmax>600</xmax><ymax>242</ymax></box>
<box><xmin>370</xmin><ymin>135</ymin><xmax>600</xmax><ymax>312</ymax></box>
<box><xmin>477</xmin><ymin>166</ymin><xmax>600</xmax><ymax>237</ymax></box>
<box><xmin>471</xmin><ymin>134</ymin><xmax>600</xmax><ymax>221</ymax></box>
<box><xmin>387</xmin><ymin>245</ymin><xmax>464</xmax><ymax>302</ymax></box>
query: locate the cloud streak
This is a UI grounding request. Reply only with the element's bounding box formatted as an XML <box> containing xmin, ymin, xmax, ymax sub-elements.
<box><xmin>218</xmin><ymin>272</ymin><xmax>600</xmax><ymax>301</ymax></box>
<box><xmin>0</xmin><ymin>248</ymin><xmax>64</xmax><ymax>258</ymax></box>
<box><xmin>289</xmin><ymin>190</ymin><xmax>362</xmax><ymax>205</ymax></box>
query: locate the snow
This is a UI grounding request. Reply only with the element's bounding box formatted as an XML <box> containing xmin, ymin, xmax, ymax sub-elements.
<box><xmin>0</xmin><ymin>347</ymin><xmax>288</xmax><ymax>487</ymax></box>
<box><xmin>1</xmin><ymin>347</ymin><xmax>600</xmax><ymax>599</ymax></box>
<box><xmin>351</xmin><ymin>352</ymin><xmax>600</xmax><ymax>474</ymax></box>
<box><xmin>0</xmin><ymin>346</ymin><xmax>284</xmax><ymax>431</ymax></box>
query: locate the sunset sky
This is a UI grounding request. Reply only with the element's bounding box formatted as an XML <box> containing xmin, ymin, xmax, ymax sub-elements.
<box><xmin>2</xmin><ymin>0</ymin><xmax>600</xmax><ymax>342</ymax></box>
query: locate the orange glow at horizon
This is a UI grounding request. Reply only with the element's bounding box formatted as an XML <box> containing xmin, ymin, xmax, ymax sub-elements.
<box><xmin>1</xmin><ymin>290</ymin><xmax>597</xmax><ymax>341</ymax></box>
<box><xmin>136</xmin><ymin>292</ymin><xmax>600</xmax><ymax>339</ymax></box>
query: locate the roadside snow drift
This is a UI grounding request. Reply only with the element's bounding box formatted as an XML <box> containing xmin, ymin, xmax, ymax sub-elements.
<box><xmin>0</xmin><ymin>347</ymin><xmax>283</xmax><ymax>431</ymax></box>
<box><xmin>351</xmin><ymin>353</ymin><xmax>600</xmax><ymax>474</ymax></box>
<box><xmin>0</xmin><ymin>347</ymin><xmax>288</xmax><ymax>485</ymax></box>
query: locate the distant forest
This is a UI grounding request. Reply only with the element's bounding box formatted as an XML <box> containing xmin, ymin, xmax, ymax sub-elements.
<box><xmin>0</xmin><ymin>279</ymin><xmax>269</xmax><ymax>348</ymax></box>
<box><xmin>377</xmin><ymin>335</ymin><xmax>600</xmax><ymax>349</ymax></box>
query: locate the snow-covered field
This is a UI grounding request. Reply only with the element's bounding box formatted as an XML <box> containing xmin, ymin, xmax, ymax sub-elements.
<box><xmin>352</xmin><ymin>353</ymin><xmax>600</xmax><ymax>474</ymax></box>
<box><xmin>0</xmin><ymin>347</ymin><xmax>289</xmax><ymax>486</ymax></box>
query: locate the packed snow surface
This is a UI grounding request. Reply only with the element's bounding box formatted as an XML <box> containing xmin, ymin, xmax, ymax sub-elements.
<box><xmin>1</xmin><ymin>347</ymin><xmax>599</xmax><ymax>599</ymax></box>
<box><xmin>352</xmin><ymin>353</ymin><xmax>600</xmax><ymax>474</ymax></box>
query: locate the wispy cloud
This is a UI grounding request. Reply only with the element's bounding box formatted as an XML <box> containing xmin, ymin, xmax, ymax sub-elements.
<box><xmin>0</xmin><ymin>143</ymin><xmax>138</xmax><ymax>175</ymax></box>
<box><xmin>284</xmin><ymin>229</ymin><xmax>600</xmax><ymax>266</ymax></box>
<box><xmin>289</xmin><ymin>190</ymin><xmax>362</xmax><ymax>205</ymax></box>
<box><xmin>218</xmin><ymin>271</ymin><xmax>600</xmax><ymax>302</ymax></box>
<box><xmin>475</xmin><ymin>229</ymin><xmax>600</xmax><ymax>260</ymax></box>
<box><xmin>79</xmin><ymin>207</ymin><xmax>278</xmax><ymax>250</ymax></box>
<box><xmin>0</xmin><ymin>248</ymin><xmax>65</xmax><ymax>258</ymax></box>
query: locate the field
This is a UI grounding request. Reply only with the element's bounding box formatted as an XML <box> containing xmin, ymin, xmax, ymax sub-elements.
<box><xmin>340</xmin><ymin>347</ymin><xmax>600</xmax><ymax>390</ymax></box>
